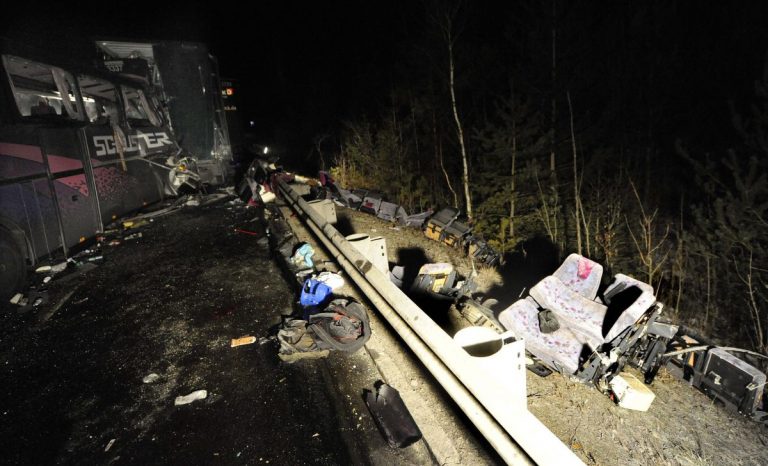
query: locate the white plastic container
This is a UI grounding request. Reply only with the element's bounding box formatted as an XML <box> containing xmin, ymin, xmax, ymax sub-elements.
<box><xmin>610</xmin><ymin>372</ymin><xmax>656</xmax><ymax>411</ymax></box>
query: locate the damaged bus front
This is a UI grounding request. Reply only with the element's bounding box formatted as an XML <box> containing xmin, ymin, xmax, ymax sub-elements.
<box><xmin>96</xmin><ymin>40</ymin><xmax>234</xmax><ymax>186</ymax></box>
<box><xmin>0</xmin><ymin>46</ymin><xmax>185</xmax><ymax>298</ymax></box>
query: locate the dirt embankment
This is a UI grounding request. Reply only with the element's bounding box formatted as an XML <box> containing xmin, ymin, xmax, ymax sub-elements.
<box><xmin>338</xmin><ymin>207</ymin><xmax>768</xmax><ymax>466</ymax></box>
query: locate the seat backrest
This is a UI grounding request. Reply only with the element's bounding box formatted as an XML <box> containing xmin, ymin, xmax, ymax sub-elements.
<box><xmin>602</xmin><ymin>274</ymin><xmax>656</xmax><ymax>342</ymax></box>
<box><xmin>430</xmin><ymin>207</ymin><xmax>460</xmax><ymax>226</ymax></box>
<box><xmin>551</xmin><ymin>254</ymin><xmax>603</xmax><ymax>300</ymax></box>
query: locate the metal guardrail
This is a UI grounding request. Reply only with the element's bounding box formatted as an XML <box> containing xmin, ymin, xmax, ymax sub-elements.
<box><xmin>277</xmin><ymin>179</ymin><xmax>584</xmax><ymax>466</ymax></box>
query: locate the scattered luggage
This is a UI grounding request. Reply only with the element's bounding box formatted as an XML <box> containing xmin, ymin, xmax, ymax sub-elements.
<box><xmin>440</xmin><ymin>219</ymin><xmax>471</xmax><ymax>248</ymax></box>
<box><xmin>277</xmin><ymin>298</ymin><xmax>371</xmax><ymax>360</ymax></box>
<box><xmin>424</xmin><ymin>207</ymin><xmax>459</xmax><ymax>242</ymax></box>
<box><xmin>364</xmin><ymin>382</ymin><xmax>422</xmax><ymax>448</ymax></box>
<box><xmin>308</xmin><ymin>298</ymin><xmax>371</xmax><ymax>353</ymax></box>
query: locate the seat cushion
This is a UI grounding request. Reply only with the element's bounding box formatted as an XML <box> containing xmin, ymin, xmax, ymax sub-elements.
<box><xmin>529</xmin><ymin>276</ymin><xmax>607</xmax><ymax>349</ymax></box>
<box><xmin>499</xmin><ymin>297</ymin><xmax>585</xmax><ymax>375</ymax></box>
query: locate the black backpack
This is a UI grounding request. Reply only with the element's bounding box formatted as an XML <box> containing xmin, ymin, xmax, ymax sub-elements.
<box><xmin>308</xmin><ymin>298</ymin><xmax>371</xmax><ymax>352</ymax></box>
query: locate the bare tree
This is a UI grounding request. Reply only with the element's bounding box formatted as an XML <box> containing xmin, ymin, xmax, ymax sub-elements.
<box><xmin>567</xmin><ymin>91</ymin><xmax>583</xmax><ymax>255</ymax></box>
<box><xmin>534</xmin><ymin>164</ymin><xmax>561</xmax><ymax>247</ymax></box>
<box><xmin>314</xmin><ymin>133</ymin><xmax>329</xmax><ymax>171</ymax></box>
<box><xmin>434</xmin><ymin>1</ymin><xmax>473</xmax><ymax>219</ymax></box>
<box><xmin>626</xmin><ymin>180</ymin><xmax>671</xmax><ymax>288</ymax></box>
<box><xmin>734</xmin><ymin>251</ymin><xmax>768</xmax><ymax>355</ymax></box>
<box><xmin>434</xmin><ymin>109</ymin><xmax>459</xmax><ymax>207</ymax></box>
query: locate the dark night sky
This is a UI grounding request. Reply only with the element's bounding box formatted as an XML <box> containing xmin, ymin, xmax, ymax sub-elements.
<box><xmin>3</xmin><ymin>1</ymin><xmax>768</xmax><ymax>157</ymax></box>
<box><xmin>2</xmin><ymin>1</ymin><xmax>412</xmax><ymax>146</ymax></box>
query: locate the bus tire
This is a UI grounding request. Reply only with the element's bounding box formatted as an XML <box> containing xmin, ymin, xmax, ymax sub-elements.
<box><xmin>0</xmin><ymin>228</ymin><xmax>26</xmax><ymax>301</ymax></box>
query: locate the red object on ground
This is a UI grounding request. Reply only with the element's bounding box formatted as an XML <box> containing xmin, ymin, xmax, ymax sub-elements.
<box><xmin>234</xmin><ymin>228</ymin><xmax>259</xmax><ymax>236</ymax></box>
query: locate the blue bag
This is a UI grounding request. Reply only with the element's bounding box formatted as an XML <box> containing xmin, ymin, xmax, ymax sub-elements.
<box><xmin>300</xmin><ymin>278</ymin><xmax>333</xmax><ymax>307</ymax></box>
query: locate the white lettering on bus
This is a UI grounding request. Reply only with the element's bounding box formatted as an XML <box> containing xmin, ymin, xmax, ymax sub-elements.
<box><xmin>93</xmin><ymin>131</ymin><xmax>173</xmax><ymax>156</ymax></box>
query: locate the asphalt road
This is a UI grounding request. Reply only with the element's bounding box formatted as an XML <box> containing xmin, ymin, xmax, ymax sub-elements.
<box><xmin>0</xmin><ymin>201</ymin><xmax>424</xmax><ymax>465</ymax></box>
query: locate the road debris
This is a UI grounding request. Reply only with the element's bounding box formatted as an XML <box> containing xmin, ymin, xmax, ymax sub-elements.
<box><xmin>142</xmin><ymin>373</ymin><xmax>160</xmax><ymax>384</ymax></box>
<box><xmin>315</xmin><ymin>271</ymin><xmax>344</xmax><ymax>290</ymax></box>
<box><xmin>609</xmin><ymin>372</ymin><xmax>656</xmax><ymax>411</ymax></box>
<box><xmin>364</xmin><ymin>382</ymin><xmax>422</xmax><ymax>448</ymax></box>
<box><xmin>230</xmin><ymin>336</ymin><xmax>257</xmax><ymax>347</ymax></box>
<box><xmin>123</xmin><ymin>219</ymin><xmax>149</xmax><ymax>230</ymax></box>
<box><xmin>174</xmin><ymin>389</ymin><xmax>208</xmax><ymax>406</ymax></box>
<box><xmin>234</xmin><ymin>228</ymin><xmax>259</xmax><ymax>236</ymax></box>
<box><xmin>291</xmin><ymin>243</ymin><xmax>315</xmax><ymax>269</ymax></box>
<box><xmin>104</xmin><ymin>438</ymin><xmax>116</xmax><ymax>452</ymax></box>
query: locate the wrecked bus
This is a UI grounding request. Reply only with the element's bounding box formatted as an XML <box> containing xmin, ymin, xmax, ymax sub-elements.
<box><xmin>0</xmin><ymin>46</ymin><xmax>181</xmax><ymax>299</ymax></box>
<box><xmin>96</xmin><ymin>40</ymin><xmax>234</xmax><ymax>186</ymax></box>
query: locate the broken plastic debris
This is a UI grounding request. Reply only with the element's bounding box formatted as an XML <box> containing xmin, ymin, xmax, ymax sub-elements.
<box><xmin>231</xmin><ymin>336</ymin><xmax>257</xmax><ymax>347</ymax></box>
<box><xmin>609</xmin><ymin>373</ymin><xmax>656</xmax><ymax>411</ymax></box>
<box><xmin>143</xmin><ymin>373</ymin><xmax>160</xmax><ymax>384</ymax></box>
<box><xmin>9</xmin><ymin>293</ymin><xmax>22</xmax><ymax>305</ymax></box>
<box><xmin>174</xmin><ymin>389</ymin><xmax>207</xmax><ymax>405</ymax></box>
<box><xmin>123</xmin><ymin>219</ymin><xmax>149</xmax><ymax>229</ymax></box>
<box><xmin>43</xmin><ymin>276</ymin><xmax>52</xmax><ymax>284</ymax></box>
<box><xmin>51</xmin><ymin>262</ymin><xmax>68</xmax><ymax>272</ymax></box>
<box><xmin>104</xmin><ymin>438</ymin><xmax>116</xmax><ymax>452</ymax></box>
<box><xmin>35</xmin><ymin>265</ymin><xmax>52</xmax><ymax>273</ymax></box>
<box><xmin>315</xmin><ymin>271</ymin><xmax>345</xmax><ymax>290</ymax></box>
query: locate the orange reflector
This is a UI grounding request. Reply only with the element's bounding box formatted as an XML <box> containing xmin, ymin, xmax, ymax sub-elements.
<box><xmin>79</xmin><ymin>236</ymin><xmax>86</xmax><ymax>242</ymax></box>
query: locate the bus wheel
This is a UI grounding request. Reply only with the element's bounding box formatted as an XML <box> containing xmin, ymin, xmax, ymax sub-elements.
<box><xmin>0</xmin><ymin>230</ymin><xmax>26</xmax><ymax>301</ymax></box>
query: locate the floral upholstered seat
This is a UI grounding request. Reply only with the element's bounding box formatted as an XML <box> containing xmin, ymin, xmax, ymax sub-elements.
<box><xmin>498</xmin><ymin>297</ymin><xmax>586</xmax><ymax>375</ymax></box>
<box><xmin>499</xmin><ymin>255</ymin><xmax>657</xmax><ymax>376</ymax></box>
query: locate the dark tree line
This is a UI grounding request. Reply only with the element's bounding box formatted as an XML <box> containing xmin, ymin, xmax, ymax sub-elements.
<box><xmin>312</xmin><ymin>1</ymin><xmax>768</xmax><ymax>353</ymax></box>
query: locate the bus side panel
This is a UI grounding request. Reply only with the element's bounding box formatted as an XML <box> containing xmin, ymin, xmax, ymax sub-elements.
<box><xmin>37</xmin><ymin>127</ymin><xmax>100</xmax><ymax>247</ymax></box>
<box><xmin>83</xmin><ymin>126</ymin><xmax>166</xmax><ymax>223</ymax></box>
<box><xmin>0</xmin><ymin>131</ymin><xmax>63</xmax><ymax>261</ymax></box>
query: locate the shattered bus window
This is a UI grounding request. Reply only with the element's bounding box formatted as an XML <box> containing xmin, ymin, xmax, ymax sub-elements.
<box><xmin>78</xmin><ymin>75</ymin><xmax>119</xmax><ymax>124</ymax></box>
<box><xmin>2</xmin><ymin>55</ymin><xmax>82</xmax><ymax>120</ymax></box>
<box><xmin>122</xmin><ymin>86</ymin><xmax>161</xmax><ymax>127</ymax></box>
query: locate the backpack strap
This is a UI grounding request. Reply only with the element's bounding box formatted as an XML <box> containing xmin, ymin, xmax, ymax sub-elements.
<box><xmin>308</xmin><ymin>299</ymin><xmax>371</xmax><ymax>352</ymax></box>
